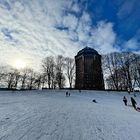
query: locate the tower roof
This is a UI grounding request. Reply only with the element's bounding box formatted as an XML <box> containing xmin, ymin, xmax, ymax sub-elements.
<box><xmin>76</xmin><ymin>47</ymin><xmax>99</xmax><ymax>56</ymax></box>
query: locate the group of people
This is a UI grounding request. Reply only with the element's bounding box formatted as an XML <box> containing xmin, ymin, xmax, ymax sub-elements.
<box><xmin>123</xmin><ymin>96</ymin><xmax>137</xmax><ymax>110</ymax></box>
<box><xmin>66</xmin><ymin>92</ymin><xmax>70</xmax><ymax>97</ymax></box>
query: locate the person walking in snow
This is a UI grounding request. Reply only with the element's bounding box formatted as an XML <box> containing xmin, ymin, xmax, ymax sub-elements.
<box><xmin>123</xmin><ymin>96</ymin><xmax>127</xmax><ymax>106</ymax></box>
<box><xmin>131</xmin><ymin>97</ymin><xmax>137</xmax><ymax>110</ymax></box>
<box><xmin>66</xmin><ymin>92</ymin><xmax>68</xmax><ymax>97</ymax></box>
<box><xmin>127</xmin><ymin>88</ymin><xmax>130</xmax><ymax>94</ymax></box>
<box><xmin>134</xmin><ymin>93</ymin><xmax>137</xmax><ymax>97</ymax></box>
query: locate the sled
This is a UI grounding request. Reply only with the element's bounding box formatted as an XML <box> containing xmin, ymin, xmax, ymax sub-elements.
<box><xmin>136</xmin><ymin>107</ymin><xmax>140</xmax><ymax>112</ymax></box>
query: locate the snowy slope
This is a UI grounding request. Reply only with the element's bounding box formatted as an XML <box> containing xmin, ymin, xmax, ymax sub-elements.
<box><xmin>0</xmin><ymin>90</ymin><xmax>140</xmax><ymax>140</ymax></box>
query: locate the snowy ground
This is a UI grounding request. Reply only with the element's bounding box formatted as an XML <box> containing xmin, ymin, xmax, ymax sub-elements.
<box><xmin>0</xmin><ymin>90</ymin><xmax>140</xmax><ymax>140</ymax></box>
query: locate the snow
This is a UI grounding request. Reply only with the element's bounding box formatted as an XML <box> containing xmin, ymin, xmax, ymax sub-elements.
<box><xmin>0</xmin><ymin>90</ymin><xmax>140</xmax><ymax>140</ymax></box>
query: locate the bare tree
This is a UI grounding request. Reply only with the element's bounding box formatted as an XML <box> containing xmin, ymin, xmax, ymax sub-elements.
<box><xmin>26</xmin><ymin>69</ymin><xmax>36</xmax><ymax>90</ymax></box>
<box><xmin>3</xmin><ymin>68</ymin><xmax>20</xmax><ymax>89</ymax></box>
<box><xmin>64</xmin><ymin>57</ymin><xmax>75</xmax><ymax>88</ymax></box>
<box><xmin>117</xmin><ymin>52</ymin><xmax>134</xmax><ymax>91</ymax></box>
<box><xmin>102</xmin><ymin>53</ymin><xmax>120</xmax><ymax>90</ymax></box>
<box><xmin>41</xmin><ymin>72</ymin><xmax>47</xmax><ymax>89</ymax></box>
<box><xmin>20</xmin><ymin>68</ymin><xmax>29</xmax><ymax>89</ymax></box>
<box><xmin>34</xmin><ymin>73</ymin><xmax>43</xmax><ymax>89</ymax></box>
<box><xmin>7</xmin><ymin>72</ymin><xmax>15</xmax><ymax>89</ymax></box>
<box><xmin>103</xmin><ymin>52</ymin><xmax>140</xmax><ymax>90</ymax></box>
<box><xmin>42</xmin><ymin>56</ymin><xmax>55</xmax><ymax>89</ymax></box>
<box><xmin>129</xmin><ymin>54</ymin><xmax>140</xmax><ymax>89</ymax></box>
<box><xmin>55</xmin><ymin>55</ymin><xmax>65</xmax><ymax>88</ymax></box>
<box><xmin>55</xmin><ymin>71</ymin><xmax>65</xmax><ymax>88</ymax></box>
<box><xmin>12</xmin><ymin>69</ymin><xmax>20</xmax><ymax>89</ymax></box>
<box><xmin>0</xmin><ymin>66</ymin><xmax>9</xmax><ymax>87</ymax></box>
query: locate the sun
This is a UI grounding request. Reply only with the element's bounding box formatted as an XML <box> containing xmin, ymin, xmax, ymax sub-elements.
<box><xmin>14</xmin><ymin>59</ymin><xmax>26</xmax><ymax>69</ymax></box>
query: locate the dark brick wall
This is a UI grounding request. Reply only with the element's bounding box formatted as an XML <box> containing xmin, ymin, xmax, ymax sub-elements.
<box><xmin>75</xmin><ymin>49</ymin><xmax>104</xmax><ymax>90</ymax></box>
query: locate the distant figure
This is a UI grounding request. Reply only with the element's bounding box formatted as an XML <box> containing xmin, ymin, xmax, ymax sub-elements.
<box><xmin>127</xmin><ymin>88</ymin><xmax>130</xmax><ymax>94</ymax></box>
<box><xmin>66</xmin><ymin>92</ymin><xmax>68</xmax><ymax>97</ymax></box>
<box><xmin>79</xmin><ymin>90</ymin><xmax>81</xmax><ymax>93</ymax></box>
<box><xmin>92</xmin><ymin>99</ymin><xmax>97</xmax><ymax>103</ymax></box>
<box><xmin>131</xmin><ymin>97</ymin><xmax>137</xmax><ymax>110</ymax></box>
<box><xmin>134</xmin><ymin>93</ymin><xmax>137</xmax><ymax>97</ymax></box>
<box><xmin>69</xmin><ymin>92</ymin><xmax>71</xmax><ymax>96</ymax></box>
<box><xmin>123</xmin><ymin>96</ymin><xmax>127</xmax><ymax>106</ymax></box>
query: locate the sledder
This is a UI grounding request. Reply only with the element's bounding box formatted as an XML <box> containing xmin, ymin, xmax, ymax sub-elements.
<box><xmin>131</xmin><ymin>97</ymin><xmax>137</xmax><ymax>110</ymax></box>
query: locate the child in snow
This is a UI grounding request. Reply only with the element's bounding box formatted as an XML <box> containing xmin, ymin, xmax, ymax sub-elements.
<box><xmin>123</xmin><ymin>96</ymin><xmax>127</xmax><ymax>106</ymax></box>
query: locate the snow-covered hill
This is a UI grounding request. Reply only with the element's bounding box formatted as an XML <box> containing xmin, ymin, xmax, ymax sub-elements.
<box><xmin>0</xmin><ymin>90</ymin><xmax>140</xmax><ymax>140</ymax></box>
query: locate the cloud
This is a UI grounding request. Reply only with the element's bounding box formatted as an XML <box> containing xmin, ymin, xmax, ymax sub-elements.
<box><xmin>89</xmin><ymin>21</ymin><xmax>117</xmax><ymax>53</ymax></box>
<box><xmin>117</xmin><ymin>0</ymin><xmax>137</xmax><ymax>19</ymax></box>
<box><xmin>121</xmin><ymin>27</ymin><xmax>140</xmax><ymax>51</ymax></box>
<box><xmin>71</xmin><ymin>2</ymin><xmax>81</xmax><ymax>13</ymax></box>
<box><xmin>125</xmin><ymin>39</ymin><xmax>138</xmax><ymax>49</ymax></box>
<box><xmin>124</xmin><ymin>38</ymin><xmax>139</xmax><ymax>50</ymax></box>
<box><xmin>0</xmin><ymin>0</ymin><xmax>119</xmax><ymax>71</ymax></box>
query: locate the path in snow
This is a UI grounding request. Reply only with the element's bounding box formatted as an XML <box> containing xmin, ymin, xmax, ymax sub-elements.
<box><xmin>0</xmin><ymin>90</ymin><xmax>140</xmax><ymax>140</ymax></box>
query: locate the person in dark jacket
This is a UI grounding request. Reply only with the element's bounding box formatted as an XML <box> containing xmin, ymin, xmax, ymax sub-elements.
<box><xmin>123</xmin><ymin>96</ymin><xmax>127</xmax><ymax>106</ymax></box>
<box><xmin>131</xmin><ymin>97</ymin><xmax>137</xmax><ymax>110</ymax></box>
<box><xmin>66</xmin><ymin>92</ymin><xmax>68</xmax><ymax>97</ymax></box>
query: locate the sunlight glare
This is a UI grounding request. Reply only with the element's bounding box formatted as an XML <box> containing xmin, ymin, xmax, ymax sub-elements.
<box><xmin>14</xmin><ymin>59</ymin><xmax>26</xmax><ymax>69</ymax></box>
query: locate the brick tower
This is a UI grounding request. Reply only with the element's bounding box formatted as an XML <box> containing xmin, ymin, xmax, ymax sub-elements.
<box><xmin>75</xmin><ymin>47</ymin><xmax>104</xmax><ymax>90</ymax></box>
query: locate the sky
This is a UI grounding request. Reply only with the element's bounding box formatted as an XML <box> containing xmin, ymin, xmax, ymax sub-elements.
<box><xmin>0</xmin><ymin>0</ymin><xmax>140</xmax><ymax>70</ymax></box>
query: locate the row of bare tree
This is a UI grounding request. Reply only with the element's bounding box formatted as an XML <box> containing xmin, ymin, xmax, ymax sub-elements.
<box><xmin>0</xmin><ymin>52</ymin><xmax>140</xmax><ymax>90</ymax></box>
<box><xmin>0</xmin><ymin>55</ymin><xmax>75</xmax><ymax>90</ymax></box>
<box><xmin>102</xmin><ymin>52</ymin><xmax>140</xmax><ymax>91</ymax></box>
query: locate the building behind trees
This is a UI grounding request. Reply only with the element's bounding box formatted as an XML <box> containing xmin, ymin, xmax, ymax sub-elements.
<box><xmin>75</xmin><ymin>47</ymin><xmax>104</xmax><ymax>90</ymax></box>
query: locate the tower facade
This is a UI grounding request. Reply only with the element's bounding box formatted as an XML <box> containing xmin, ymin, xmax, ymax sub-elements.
<box><xmin>75</xmin><ymin>47</ymin><xmax>104</xmax><ymax>90</ymax></box>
